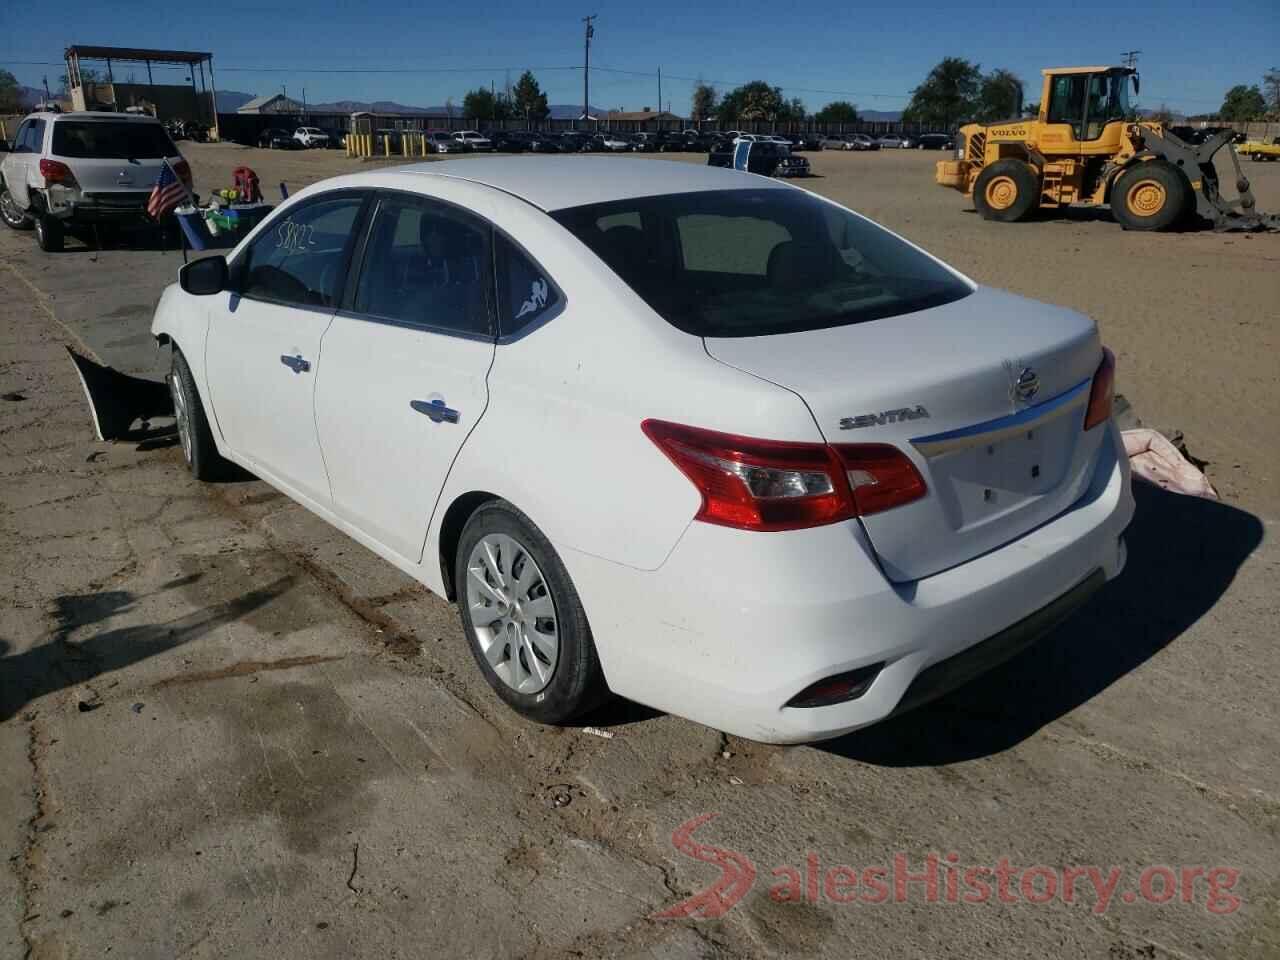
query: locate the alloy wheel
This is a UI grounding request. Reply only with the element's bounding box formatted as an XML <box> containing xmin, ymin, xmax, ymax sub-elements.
<box><xmin>1</xmin><ymin>189</ymin><xmax>30</xmax><ymax>228</ymax></box>
<box><xmin>465</xmin><ymin>533</ymin><xmax>559</xmax><ymax>694</ymax></box>
<box><xmin>168</xmin><ymin>373</ymin><xmax>193</xmax><ymax>464</ymax></box>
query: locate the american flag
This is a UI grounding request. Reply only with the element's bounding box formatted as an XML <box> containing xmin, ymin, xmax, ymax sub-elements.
<box><xmin>146</xmin><ymin>161</ymin><xmax>187</xmax><ymax>220</ymax></box>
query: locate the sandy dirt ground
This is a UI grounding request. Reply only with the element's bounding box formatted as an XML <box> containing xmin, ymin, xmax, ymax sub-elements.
<box><xmin>1</xmin><ymin>141</ymin><xmax>1278</xmax><ymax>959</ymax></box>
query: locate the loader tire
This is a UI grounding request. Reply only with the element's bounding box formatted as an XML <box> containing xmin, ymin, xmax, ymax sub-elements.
<box><xmin>1112</xmin><ymin>161</ymin><xmax>1188</xmax><ymax>232</ymax></box>
<box><xmin>973</xmin><ymin>160</ymin><xmax>1039</xmax><ymax>223</ymax></box>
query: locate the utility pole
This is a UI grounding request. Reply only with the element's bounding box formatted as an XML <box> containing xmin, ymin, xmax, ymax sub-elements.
<box><xmin>581</xmin><ymin>14</ymin><xmax>597</xmax><ymax>121</ymax></box>
<box><xmin>658</xmin><ymin>67</ymin><xmax>662</xmax><ymax>119</ymax></box>
<box><xmin>1121</xmin><ymin>50</ymin><xmax>1141</xmax><ymax>69</ymax></box>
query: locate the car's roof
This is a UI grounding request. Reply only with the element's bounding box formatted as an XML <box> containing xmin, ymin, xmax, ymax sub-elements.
<box><xmin>390</xmin><ymin>156</ymin><xmax>787</xmax><ymax>211</ymax></box>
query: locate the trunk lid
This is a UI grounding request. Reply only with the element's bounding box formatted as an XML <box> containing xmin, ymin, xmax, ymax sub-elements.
<box><xmin>704</xmin><ymin>286</ymin><xmax>1106</xmax><ymax>582</ymax></box>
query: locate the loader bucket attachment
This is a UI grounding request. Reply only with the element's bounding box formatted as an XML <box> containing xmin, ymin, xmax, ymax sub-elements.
<box><xmin>1139</xmin><ymin>127</ymin><xmax>1280</xmax><ymax>232</ymax></box>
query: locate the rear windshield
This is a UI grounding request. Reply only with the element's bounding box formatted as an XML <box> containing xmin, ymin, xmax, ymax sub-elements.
<box><xmin>51</xmin><ymin>121</ymin><xmax>176</xmax><ymax>159</ymax></box>
<box><xmin>551</xmin><ymin>188</ymin><xmax>972</xmax><ymax>338</ymax></box>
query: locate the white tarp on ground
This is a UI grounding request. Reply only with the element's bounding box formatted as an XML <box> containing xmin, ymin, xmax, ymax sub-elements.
<box><xmin>1122</xmin><ymin>428</ymin><xmax>1218</xmax><ymax>499</ymax></box>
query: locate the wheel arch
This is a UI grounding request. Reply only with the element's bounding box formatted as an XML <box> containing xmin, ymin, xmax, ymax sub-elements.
<box><xmin>437</xmin><ymin>490</ymin><xmax>502</xmax><ymax>601</ymax></box>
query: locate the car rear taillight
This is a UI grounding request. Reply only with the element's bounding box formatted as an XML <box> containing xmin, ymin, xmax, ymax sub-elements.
<box><xmin>833</xmin><ymin>444</ymin><xmax>928</xmax><ymax>516</ymax></box>
<box><xmin>39</xmin><ymin>159</ymin><xmax>77</xmax><ymax>187</ymax></box>
<box><xmin>641</xmin><ymin>420</ymin><xmax>926</xmax><ymax>532</ymax></box>
<box><xmin>172</xmin><ymin>159</ymin><xmax>193</xmax><ymax>188</ymax></box>
<box><xmin>1083</xmin><ymin>347</ymin><xmax>1116</xmax><ymax>430</ymax></box>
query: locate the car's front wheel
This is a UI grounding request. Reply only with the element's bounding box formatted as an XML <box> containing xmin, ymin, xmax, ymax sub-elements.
<box><xmin>0</xmin><ymin>186</ymin><xmax>34</xmax><ymax>230</ymax></box>
<box><xmin>169</xmin><ymin>348</ymin><xmax>233</xmax><ymax>481</ymax></box>
<box><xmin>457</xmin><ymin>501</ymin><xmax>608</xmax><ymax>724</ymax></box>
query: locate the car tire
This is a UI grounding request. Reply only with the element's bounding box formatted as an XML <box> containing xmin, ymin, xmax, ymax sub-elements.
<box><xmin>0</xmin><ymin>186</ymin><xmax>34</xmax><ymax>230</ymax></box>
<box><xmin>34</xmin><ymin>215</ymin><xmax>64</xmax><ymax>252</ymax></box>
<box><xmin>169</xmin><ymin>348</ymin><xmax>234</xmax><ymax>481</ymax></box>
<box><xmin>456</xmin><ymin>500</ymin><xmax>609</xmax><ymax>725</ymax></box>
<box><xmin>1111</xmin><ymin>160</ymin><xmax>1189</xmax><ymax>232</ymax></box>
<box><xmin>973</xmin><ymin>158</ymin><xmax>1039</xmax><ymax>223</ymax></box>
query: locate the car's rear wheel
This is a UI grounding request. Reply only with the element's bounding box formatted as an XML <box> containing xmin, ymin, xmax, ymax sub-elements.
<box><xmin>0</xmin><ymin>187</ymin><xmax>34</xmax><ymax>230</ymax></box>
<box><xmin>169</xmin><ymin>348</ymin><xmax>233</xmax><ymax>481</ymax></box>
<box><xmin>457</xmin><ymin>501</ymin><xmax>608</xmax><ymax>724</ymax></box>
<box><xmin>34</xmin><ymin>215</ymin><xmax>64</xmax><ymax>252</ymax></box>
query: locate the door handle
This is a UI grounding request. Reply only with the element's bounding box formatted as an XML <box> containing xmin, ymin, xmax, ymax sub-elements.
<box><xmin>280</xmin><ymin>354</ymin><xmax>310</xmax><ymax>374</ymax></box>
<box><xmin>410</xmin><ymin>399</ymin><xmax>460</xmax><ymax>424</ymax></box>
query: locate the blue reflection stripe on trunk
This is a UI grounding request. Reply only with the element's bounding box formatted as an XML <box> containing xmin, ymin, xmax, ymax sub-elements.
<box><xmin>910</xmin><ymin>378</ymin><xmax>1092</xmax><ymax>447</ymax></box>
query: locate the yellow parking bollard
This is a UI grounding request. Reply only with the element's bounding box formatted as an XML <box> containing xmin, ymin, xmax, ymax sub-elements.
<box><xmin>383</xmin><ymin>135</ymin><xmax>391</xmax><ymax>157</ymax></box>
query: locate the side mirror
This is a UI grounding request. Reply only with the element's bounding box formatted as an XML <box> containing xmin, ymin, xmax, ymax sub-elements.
<box><xmin>1132</xmin><ymin>73</ymin><xmax>1140</xmax><ymax>96</ymax></box>
<box><xmin>179</xmin><ymin>255</ymin><xmax>229</xmax><ymax>296</ymax></box>
<box><xmin>0</xmin><ymin>140</ymin><xmax>9</xmax><ymax>153</ymax></box>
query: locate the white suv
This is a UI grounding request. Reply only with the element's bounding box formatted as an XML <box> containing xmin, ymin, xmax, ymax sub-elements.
<box><xmin>1</xmin><ymin>111</ymin><xmax>191</xmax><ymax>252</ymax></box>
<box><xmin>453</xmin><ymin>130</ymin><xmax>493</xmax><ymax>152</ymax></box>
<box><xmin>293</xmin><ymin>127</ymin><xmax>330</xmax><ymax>148</ymax></box>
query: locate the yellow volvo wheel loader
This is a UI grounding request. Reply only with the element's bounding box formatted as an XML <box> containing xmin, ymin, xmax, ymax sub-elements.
<box><xmin>936</xmin><ymin>66</ymin><xmax>1278</xmax><ymax>231</ymax></box>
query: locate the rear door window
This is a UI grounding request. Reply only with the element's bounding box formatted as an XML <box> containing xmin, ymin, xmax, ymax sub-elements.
<box><xmin>238</xmin><ymin>193</ymin><xmax>366</xmax><ymax>308</ymax></box>
<box><xmin>352</xmin><ymin>194</ymin><xmax>495</xmax><ymax>337</ymax></box>
<box><xmin>51</xmin><ymin>121</ymin><xmax>176</xmax><ymax>159</ymax></box>
<box><xmin>17</xmin><ymin>120</ymin><xmax>45</xmax><ymax>153</ymax></box>
<box><xmin>11</xmin><ymin>121</ymin><xmax>32</xmax><ymax>152</ymax></box>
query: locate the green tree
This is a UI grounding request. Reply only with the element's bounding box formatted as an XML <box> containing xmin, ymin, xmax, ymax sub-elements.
<box><xmin>690</xmin><ymin>83</ymin><xmax>717</xmax><ymax>122</ymax></box>
<box><xmin>0</xmin><ymin>69</ymin><xmax>20</xmax><ymax>113</ymax></box>
<box><xmin>512</xmin><ymin>70</ymin><xmax>549</xmax><ymax>122</ymax></box>
<box><xmin>716</xmin><ymin>81</ymin><xmax>789</xmax><ymax>123</ymax></box>
<box><xmin>814</xmin><ymin>100</ymin><xmax>859</xmax><ymax>123</ymax></box>
<box><xmin>463</xmin><ymin>87</ymin><xmax>510</xmax><ymax>122</ymax></box>
<box><xmin>785</xmin><ymin>97</ymin><xmax>806</xmax><ymax>120</ymax></box>
<box><xmin>1219</xmin><ymin>84</ymin><xmax>1266</xmax><ymax>121</ymax></box>
<box><xmin>902</xmin><ymin>57</ymin><xmax>982</xmax><ymax>129</ymax></box>
<box><xmin>978</xmin><ymin>68</ymin><xmax>1023</xmax><ymax>122</ymax></box>
<box><xmin>1022</xmin><ymin>101</ymin><xmax>1040</xmax><ymax>118</ymax></box>
<box><xmin>1264</xmin><ymin>68</ymin><xmax>1280</xmax><ymax>114</ymax></box>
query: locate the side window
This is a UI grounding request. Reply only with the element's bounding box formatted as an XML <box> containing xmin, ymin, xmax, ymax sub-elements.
<box><xmin>29</xmin><ymin>120</ymin><xmax>46</xmax><ymax>152</ymax></box>
<box><xmin>11</xmin><ymin>122</ymin><xmax>32</xmax><ymax>153</ymax></box>
<box><xmin>1083</xmin><ymin>76</ymin><xmax>1110</xmax><ymax>141</ymax></box>
<box><xmin>1047</xmin><ymin>76</ymin><xmax>1087</xmax><ymax>136</ymax></box>
<box><xmin>496</xmin><ymin>234</ymin><xmax>561</xmax><ymax>337</ymax></box>
<box><xmin>238</xmin><ymin>194</ymin><xmax>365</xmax><ymax>308</ymax></box>
<box><xmin>353</xmin><ymin>195</ymin><xmax>494</xmax><ymax>337</ymax></box>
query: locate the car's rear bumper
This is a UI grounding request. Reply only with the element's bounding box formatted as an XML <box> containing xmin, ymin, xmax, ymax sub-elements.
<box><xmin>562</xmin><ymin>421</ymin><xmax>1133</xmax><ymax>743</ymax></box>
<box><xmin>48</xmin><ymin>192</ymin><xmax>154</xmax><ymax>223</ymax></box>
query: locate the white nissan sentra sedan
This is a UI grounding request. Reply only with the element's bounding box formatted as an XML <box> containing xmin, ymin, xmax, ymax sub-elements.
<box><xmin>151</xmin><ymin>158</ymin><xmax>1133</xmax><ymax>743</ymax></box>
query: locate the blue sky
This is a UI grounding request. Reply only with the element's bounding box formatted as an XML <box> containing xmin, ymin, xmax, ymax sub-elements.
<box><xmin>2</xmin><ymin>0</ymin><xmax>1275</xmax><ymax>114</ymax></box>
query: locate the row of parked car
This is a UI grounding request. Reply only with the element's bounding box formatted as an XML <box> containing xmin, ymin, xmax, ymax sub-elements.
<box><xmin>249</xmin><ymin>125</ymin><xmax>957</xmax><ymax>155</ymax></box>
